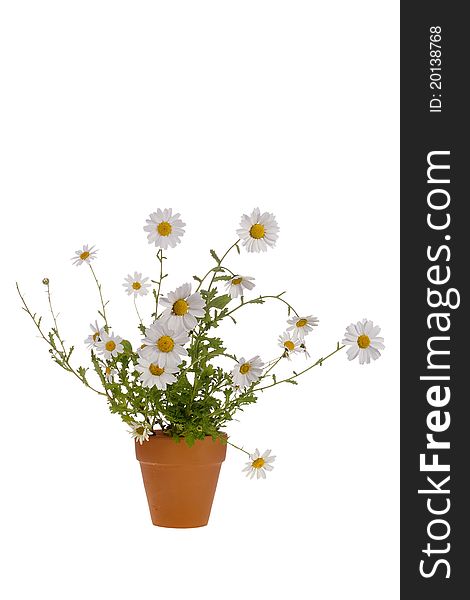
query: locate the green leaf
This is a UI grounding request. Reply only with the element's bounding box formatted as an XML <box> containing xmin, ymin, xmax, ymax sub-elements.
<box><xmin>193</xmin><ymin>275</ymin><xmax>202</xmax><ymax>283</ymax></box>
<box><xmin>210</xmin><ymin>249</ymin><xmax>221</xmax><ymax>263</ymax></box>
<box><xmin>213</xmin><ymin>275</ymin><xmax>232</xmax><ymax>282</ymax></box>
<box><xmin>201</xmin><ymin>288</ymin><xmax>218</xmax><ymax>304</ymax></box>
<box><xmin>209</xmin><ymin>294</ymin><xmax>232</xmax><ymax>310</ymax></box>
<box><xmin>185</xmin><ymin>433</ymin><xmax>196</xmax><ymax>447</ymax></box>
<box><xmin>121</xmin><ymin>340</ymin><xmax>133</xmax><ymax>354</ymax></box>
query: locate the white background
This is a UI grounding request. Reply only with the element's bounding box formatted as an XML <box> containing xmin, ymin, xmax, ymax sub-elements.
<box><xmin>0</xmin><ymin>1</ymin><xmax>399</xmax><ymax>598</ymax></box>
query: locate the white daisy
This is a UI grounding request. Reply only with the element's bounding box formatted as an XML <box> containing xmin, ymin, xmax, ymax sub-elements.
<box><xmin>136</xmin><ymin>356</ymin><xmax>179</xmax><ymax>390</ymax></box>
<box><xmin>96</xmin><ymin>331</ymin><xmax>124</xmax><ymax>359</ymax></box>
<box><xmin>225</xmin><ymin>275</ymin><xmax>256</xmax><ymax>299</ymax></box>
<box><xmin>143</xmin><ymin>209</ymin><xmax>186</xmax><ymax>249</ymax></box>
<box><xmin>104</xmin><ymin>366</ymin><xmax>117</xmax><ymax>383</ymax></box>
<box><xmin>160</xmin><ymin>283</ymin><xmax>205</xmax><ymax>332</ymax></box>
<box><xmin>71</xmin><ymin>244</ymin><xmax>98</xmax><ymax>266</ymax></box>
<box><xmin>140</xmin><ymin>322</ymin><xmax>189</xmax><ymax>368</ymax></box>
<box><xmin>237</xmin><ymin>208</ymin><xmax>279</xmax><ymax>253</ymax></box>
<box><xmin>232</xmin><ymin>356</ymin><xmax>264</xmax><ymax>389</ymax></box>
<box><xmin>287</xmin><ymin>315</ymin><xmax>319</xmax><ymax>339</ymax></box>
<box><xmin>128</xmin><ymin>421</ymin><xmax>152</xmax><ymax>445</ymax></box>
<box><xmin>84</xmin><ymin>320</ymin><xmax>104</xmax><ymax>349</ymax></box>
<box><xmin>342</xmin><ymin>319</ymin><xmax>385</xmax><ymax>365</ymax></box>
<box><xmin>123</xmin><ymin>272</ymin><xmax>151</xmax><ymax>296</ymax></box>
<box><xmin>242</xmin><ymin>449</ymin><xmax>276</xmax><ymax>480</ymax></box>
<box><xmin>278</xmin><ymin>331</ymin><xmax>302</xmax><ymax>358</ymax></box>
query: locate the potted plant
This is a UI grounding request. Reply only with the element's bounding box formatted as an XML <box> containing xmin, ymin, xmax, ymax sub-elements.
<box><xmin>17</xmin><ymin>207</ymin><xmax>384</xmax><ymax>528</ymax></box>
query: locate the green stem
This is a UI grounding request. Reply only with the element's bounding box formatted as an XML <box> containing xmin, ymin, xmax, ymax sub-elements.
<box><xmin>181</xmin><ymin>351</ymin><xmax>237</xmax><ymax>377</ymax></box>
<box><xmin>188</xmin><ymin>241</ymin><xmax>241</xmax><ymax>395</ymax></box>
<box><xmin>207</xmin><ymin>241</ymin><xmax>239</xmax><ymax>294</ymax></box>
<box><xmin>153</xmin><ymin>249</ymin><xmax>165</xmax><ymax>319</ymax></box>
<box><xmin>133</xmin><ymin>295</ymin><xmax>143</xmax><ymax>326</ymax></box>
<box><xmin>16</xmin><ymin>283</ymin><xmax>108</xmax><ymax>397</ymax></box>
<box><xmin>88</xmin><ymin>264</ymin><xmax>109</xmax><ymax>332</ymax></box>
<box><xmin>45</xmin><ymin>280</ymin><xmax>67</xmax><ymax>357</ymax></box>
<box><xmin>226</xmin><ymin>439</ymin><xmax>251</xmax><ymax>457</ymax></box>
<box><xmin>254</xmin><ymin>343</ymin><xmax>346</xmax><ymax>392</ymax></box>
<box><xmin>196</xmin><ymin>240</ymin><xmax>240</xmax><ymax>293</ymax></box>
<box><xmin>223</xmin><ymin>293</ymin><xmax>299</xmax><ymax>321</ymax></box>
<box><xmin>220</xmin><ymin>266</ymin><xmax>236</xmax><ymax>277</ymax></box>
<box><xmin>260</xmin><ymin>355</ymin><xmax>284</xmax><ymax>380</ymax></box>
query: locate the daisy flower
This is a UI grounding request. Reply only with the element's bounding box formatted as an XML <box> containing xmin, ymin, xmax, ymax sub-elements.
<box><xmin>225</xmin><ymin>275</ymin><xmax>256</xmax><ymax>299</ymax></box>
<box><xmin>71</xmin><ymin>244</ymin><xmax>98</xmax><ymax>266</ymax></box>
<box><xmin>128</xmin><ymin>421</ymin><xmax>152</xmax><ymax>445</ymax></box>
<box><xmin>123</xmin><ymin>272</ymin><xmax>151</xmax><ymax>296</ymax></box>
<box><xmin>232</xmin><ymin>356</ymin><xmax>264</xmax><ymax>389</ymax></box>
<box><xmin>136</xmin><ymin>356</ymin><xmax>179</xmax><ymax>390</ymax></box>
<box><xmin>243</xmin><ymin>449</ymin><xmax>276</xmax><ymax>480</ymax></box>
<box><xmin>287</xmin><ymin>315</ymin><xmax>319</xmax><ymax>339</ymax></box>
<box><xmin>104</xmin><ymin>366</ymin><xmax>117</xmax><ymax>383</ymax></box>
<box><xmin>140</xmin><ymin>322</ymin><xmax>189</xmax><ymax>368</ymax></box>
<box><xmin>160</xmin><ymin>283</ymin><xmax>205</xmax><ymax>332</ymax></box>
<box><xmin>96</xmin><ymin>331</ymin><xmax>124</xmax><ymax>360</ymax></box>
<box><xmin>278</xmin><ymin>331</ymin><xmax>302</xmax><ymax>358</ymax></box>
<box><xmin>342</xmin><ymin>319</ymin><xmax>385</xmax><ymax>365</ymax></box>
<box><xmin>237</xmin><ymin>208</ymin><xmax>279</xmax><ymax>253</ymax></box>
<box><xmin>143</xmin><ymin>209</ymin><xmax>186</xmax><ymax>249</ymax></box>
<box><xmin>84</xmin><ymin>320</ymin><xmax>104</xmax><ymax>349</ymax></box>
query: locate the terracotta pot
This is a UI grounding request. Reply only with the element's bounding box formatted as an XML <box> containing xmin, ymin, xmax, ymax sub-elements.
<box><xmin>135</xmin><ymin>430</ymin><xmax>227</xmax><ymax>528</ymax></box>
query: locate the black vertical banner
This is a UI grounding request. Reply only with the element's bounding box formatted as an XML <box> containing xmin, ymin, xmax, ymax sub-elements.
<box><xmin>401</xmin><ymin>2</ymin><xmax>468</xmax><ymax>598</ymax></box>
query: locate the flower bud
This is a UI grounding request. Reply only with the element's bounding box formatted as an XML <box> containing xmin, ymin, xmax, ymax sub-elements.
<box><xmin>42</xmin><ymin>278</ymin><xmax>49</xmax><ymax>285</ymax></box>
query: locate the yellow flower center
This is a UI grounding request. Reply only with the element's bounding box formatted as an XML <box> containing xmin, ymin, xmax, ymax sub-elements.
<box><xmin>149</xmin><ymin>363</ymin><xmax>164</xmax><ymax>376</ymax></box>
<box><xmin>173</xmin><ymin>299</ymin><xmax>189</xmax><ymax>316</ymax></box>
<box><xmin>105</xmin><ymin>367</ymin><xmax>111</xmax><ymax>375</ymax></box>
<box><xmin>80</xmin><ymin>251</ymin><xmax>90</xmax><ymax>261</ymax></box>
<box><xmin>296</xmin><ymin>318</ymin><xmax>308</xmax><ymax>328</ymax></box>
<box><xmin>132</xmin><ymin>281</ymin><xmax>142</xmax><ymax>290</ymax></box>
<box><xmin>252</xmin><ymin>458</ymin><xmax>265</xmax><ymax>469</ymax></box>
<box><xmin>284</xmin><ymin>340</ymin><xmax>295</xmax><ymax>351</ymax></box>
<box><xmin>105</xmin><ymin>340</ymin><xmax>116</xmax><ymax>352</ymax></box>
<box><xmin>232</xmin><ymin>277</ymin><xmax>243</xmax><ymax>285</ymax></box>
<box><xmin>157</xmin><ymin>335</ymin><xmax>175</xmax><ymax>353</ymax></box>
<box><xmin>157</xmin><ymin>221</ymin><xmax>172</xmax><ymax>236</ymax></box>
<box><xmin>239</xmin><ymin>363</ymin><xmax>251</xmax><ymax>374</ymax></box>
<box><xmin>136</xmin><ymin>426</ymin><xmax>145</xmax><ymax>435</ymax></box>
<box><xmin>249</xmin><ymin>223</ymin><xmax>265</xmax><ymax>239</ymax></box>
<box><xmin>92</xmin><ymin>331</ymin><xmax>99</xmax><ymax>342</ymax></box>
<box><xmin>357</xmin><ymin>334</ymin><xmax>371</xmax><ymax>349</ymax></box>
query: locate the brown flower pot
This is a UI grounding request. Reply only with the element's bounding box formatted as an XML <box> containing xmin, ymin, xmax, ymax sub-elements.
<box><xmin>135</xmin><ymin>430</ymin><xmax>227</xmax><ymax>528</ymax></box>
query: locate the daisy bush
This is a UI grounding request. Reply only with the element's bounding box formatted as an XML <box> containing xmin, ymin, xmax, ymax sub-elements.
<box><xmin>17</xmin><ymin>208</ymin><xmax>384</xmax><ymax>479</ymax></box>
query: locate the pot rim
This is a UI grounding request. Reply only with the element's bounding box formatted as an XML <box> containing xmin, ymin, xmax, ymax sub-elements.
<box><xmin>135</xmin><ymin>429</ymin><xmax>228</xmax><ymax>465</ymax></box>
<box><xmin>150</xmin><ymin>429</ymin><xmax>228</xmax><ymax>441</ymax></box>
